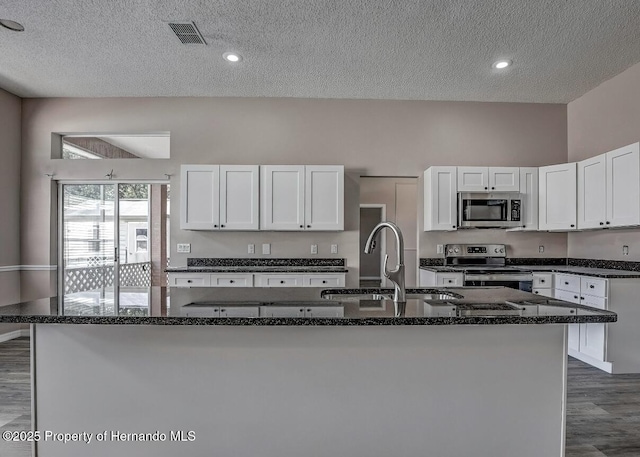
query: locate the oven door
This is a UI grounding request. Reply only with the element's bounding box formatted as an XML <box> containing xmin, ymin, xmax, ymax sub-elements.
<box><xmin>458</xmin><ymin>193</ymin><xmax>521</xmax><ymax>228</ymax></box>
<box><xmin>464</xmin><ymin>279</ymin><xmax>533</xmax><ymax>292</ymax></box>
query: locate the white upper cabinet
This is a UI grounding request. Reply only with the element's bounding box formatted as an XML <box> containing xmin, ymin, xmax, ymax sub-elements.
<box><xmin>424</xmin><ymin>167</ymin><xmax>457</xmax><ymax>231</ymax></box>
<box><xmin>180</xmin><ymin>165</ymin><xmax>220</xmax><ymax>230</ymax></box>
<box><xmin>261</xmin><ymin>166</ymin><xmax>305</xmax><ymax>230</ymax></box>
<box><xmin>489</xmin><ymin>167</ymin><xmax>520</xmax><ymax>192</ymax></box>
<box><xmin>305</xmin><ymin>165</ymin><xmax>344</xmax><ymax>231</ymax></box>
<box><xmin>219</xmin><ymin>165</ymin><xmax>260</xmax><ymax>230</ymax></box>
<box><xmin>261</xmin><ymin>165</ymin><xmax>344</xmax><ymax>231</ymax></box>
<box><xmin>577</xmin><ymin>155</ymin><xmax>606</xmax><ymax>229</ymax></box>
<box><xmin>181</xmin><ymin>165</ymin><xmax>259</xmax><ymax>231</ymax></box>
<box><xmin>606</xmin><ymin>142</ymin><xmax>640</xmax><ymax>228</ymax></box>
<box><xmin>539</xmin><ymin>163</ymin><xmax>577</xmax><ymax>231</ymax></box>
<box><xmin>518</xmin><ymin>167</ymin><xmax>538</xmax><ymax>231</ymax></box>
<box><xmin>457</xmin><ymin>167</ymin><xmax>519</xmax><ymax>192</ymax></box>
<box><xmin>457</xmin><ymin>167</ymin><xmax>489</xmax><ymax>192</ymax></box>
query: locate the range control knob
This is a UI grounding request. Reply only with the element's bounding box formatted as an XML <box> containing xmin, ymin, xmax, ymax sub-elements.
<box><xmin>453</xmin><ymin>248</ymin><xmax>460</xmax><ymax>253</ymax></box>
<box><xmin>499</xmin><ymin>248</ymin><xmax>505</xmax><ymax>253</ymax></box>
<box><xmin>447</xmin><ymin>248</ymin><xmax>454</xmax><ymax>254</ymax></box>
<box><xmin>494</xmin><ymin>248</ymin><xmax>499</xmax><ymax>253</ymax></box>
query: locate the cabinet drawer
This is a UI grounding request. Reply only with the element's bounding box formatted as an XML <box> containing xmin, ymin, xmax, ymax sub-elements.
<box><xmin>532</xmin><ymin>273</ymin><xmax>553</xmax><ymax>288</ymax></box>
<box><xmin>303</xmin><ymin>274</ymin><xmax>345</xmax><ymax>287</ymax></box>
<box><xmin>219</xmin><ymin>306</ymin><xmax>260</xmax><ymax>318</ymax></box>
<box><xmin>581</xmin><ymin>294</ymin><xmax>607</xmax><ymax>310</ymax></box>
<box><xmin>581</xmin><ymin>277</ymin><xmax>607</xmax><ymax>298</ymax></box>
<box><xmin>554</xmin><ymin>288</ymin><xmax>581</xmax><ymax>304</ymax></box>
<box><xmin>210</xmin><ymin>274</ymin><xmax>253</xmax><ymax>287</ymax></box>
<box><xmin>255</xmin><ymin>274</ymin><xmax>304</xmax><ymax>287</ymax></box>
<box><xmin>260</xmin><ymin>306</ymin><xmax>305</xmax><ymax>317</ymax></box>
<box><xmin>532</xmin><ymin>287</ymin><xmax>553</xmax><ymax>298</ymax></box>
<box><xmin>181</xmin><ymin>306</ymin><xmax>218</xmax><ymax>317</ymax></box>
<box><xmin>436</xmin><ymin>273</ymin><xmax>463</xmax><ymax>286</ymax></box>
<box><xmin>555</xmin><ymin>274</ymin><xmax>580</xmax><ymax>293</ymax></box>
<box><xmin>169</xmin><ymin>274</ymin><xmax>210</xmax><ymax>287</ymax></box>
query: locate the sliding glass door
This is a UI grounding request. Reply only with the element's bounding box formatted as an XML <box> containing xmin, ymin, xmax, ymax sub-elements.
<box><xmin>60</xmin><ymin>183</ymin><xmax>156</xmax><ymax>315</ymax></box>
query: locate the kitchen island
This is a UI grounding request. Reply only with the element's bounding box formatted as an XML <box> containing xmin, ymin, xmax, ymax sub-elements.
<box><xmin>0</xmin><ymin>287</ymin><xmax>616</xmax><ymax>457</ymax></box>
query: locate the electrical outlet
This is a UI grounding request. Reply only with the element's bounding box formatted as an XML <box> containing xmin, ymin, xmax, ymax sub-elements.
<box><xmin>177</xmin><ymin>243</ymin><xmax>191</xmax><ymax>253</ymax></box>
<box><xmin>262</xmin><ymin>243</ymin><xmax>271</xmax><ymax>255</ymax></box>
<box><xmin>538</xmin><ymin>245</ymin><xmax>544</xmax><ymax>253</ymax></box>
<box><xmin>623</xmin><ymin>245</ymin><xmax>629</xmax><ymax>256</ymax></box>
<box><xmin>437</xmin><ymin>244</ymin><xmax>444</xmax><ymax>254</ymax></box>
<box><xmin>331</xmin><ymin>244</ymin><xmax>338</xmax><ymax>254</ymax></box>
<box><xmin>248</xmin><ymin>244</ymin><xmax>255</xmax><ymax>254</ymax></box>
<box><xmin>311</xmin><ymin>244</ymin><xmax>318</xmax><ymax>255</ymax></box>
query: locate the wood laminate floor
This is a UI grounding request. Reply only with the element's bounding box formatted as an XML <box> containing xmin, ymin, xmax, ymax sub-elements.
<box><xmin>1</xmin><ymin>338</ymin><xmax>640</xmax><ymax>456</ymax></box>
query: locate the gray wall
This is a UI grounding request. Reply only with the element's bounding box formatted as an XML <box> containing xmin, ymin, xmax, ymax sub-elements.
<box><xmin>359</xmin><ymin>207</ymin><xmax>383</xmax><ymax>278</ymax></box>
<box><xmin>567</xmin><ymin>61</ymin><xmax>640</xmax><ymax>261</ymax></box>
<box><xmin>0</xmin><ymin>88</ymin><xmax>22</xmax><ymax>334</ymax></box>
<box><xmin>20</xmin><ymin>97</ymin><xmax>569</xmax><ymax>298</ymax></box>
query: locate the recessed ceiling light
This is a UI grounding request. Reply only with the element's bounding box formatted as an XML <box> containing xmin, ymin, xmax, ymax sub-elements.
<box><xmin>223</xmin><ymin>52</ymin><xmax>242</xmax><ymax>63</ymax></box>
<box><xmin>0</xmin><ymin>19</ymin><xmax>25</xmax><ymax>32</ymax></box>
<box><xmin>492</xmin><ymin>60</ymin><xmax>512</xmax><ymax>69</ymax></box>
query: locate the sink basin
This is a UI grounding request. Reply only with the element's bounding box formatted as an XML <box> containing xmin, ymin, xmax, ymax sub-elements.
<box><xmin>323</xmin><ymin>293</ymin><xmax>457</xmax><ymax>301</ymax></box>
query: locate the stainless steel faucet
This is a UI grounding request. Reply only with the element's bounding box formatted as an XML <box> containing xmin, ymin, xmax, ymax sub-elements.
<box><xmin>364</xmin><ymin>221</ymin><xmax>406</xmax><ymax>305</ymax></box>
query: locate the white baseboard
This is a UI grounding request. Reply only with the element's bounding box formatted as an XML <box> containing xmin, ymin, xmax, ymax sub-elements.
<box><xmin>0</xmin><ymin>329</ymin><xmax>30</xmax><ymax>343</ymax></box>
<box><xmin>568</xmin><ymin>349</ymin><xmax>613</xmax><ymax>373</ymax></box>
<box><xmin>360</xmin><ymin>276</ymin><xmax>382</xmax><ymax>280</ymax></box>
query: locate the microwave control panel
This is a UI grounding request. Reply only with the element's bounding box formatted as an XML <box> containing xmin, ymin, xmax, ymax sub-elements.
<box><xmin>510</xmin><ymin>200</ymin><xmax>521</xmax><ymax>222</ymax></box>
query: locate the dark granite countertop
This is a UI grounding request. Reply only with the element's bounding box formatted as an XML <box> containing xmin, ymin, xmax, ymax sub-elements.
<box><xmin>0</xmin><ymin>287</ymin><xmax>616</xmax><ymax>326</ymax></box>
<box><xmin>509</xmin><ymin>265</ymin><xmax>640</xmax><ymax>279</ymax></box>
<box><xmin>167</xmin><ymin>266</ymin><xmax>349</xmax><ymax>273</ymax></box>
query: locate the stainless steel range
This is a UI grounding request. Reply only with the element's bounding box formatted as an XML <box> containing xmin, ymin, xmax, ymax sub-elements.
<box><xmin>444</xmin><ymin>244</ymin><xmax>533</xmax><ymax>291</ymax></box>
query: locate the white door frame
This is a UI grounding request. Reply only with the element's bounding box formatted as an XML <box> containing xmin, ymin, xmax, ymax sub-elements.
<box><xmin>359</xmin><ymin>204</ymin><xmax>388</xmax><ymax>287</ymax></box>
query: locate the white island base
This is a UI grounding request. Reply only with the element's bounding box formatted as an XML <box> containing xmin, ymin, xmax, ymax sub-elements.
<box><xmin>33</xmin><ymin>324</ymin><xmax>567</xmax><ymax>457</ymax></box>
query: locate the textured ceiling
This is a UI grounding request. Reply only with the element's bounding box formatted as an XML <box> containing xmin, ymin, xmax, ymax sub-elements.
<box><xmin>1</xmin><ymin>0</ymin><xmax>640</xmax><ymax>102</ymax></box>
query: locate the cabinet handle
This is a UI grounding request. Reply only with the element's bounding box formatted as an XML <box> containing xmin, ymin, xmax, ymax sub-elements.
<box><xmin>589</xmin><ymin>284</ymin><xmax>594</xmax><ymax>289</ymax></box>
<box><xmin>580</xmin><ymin>297</ymin><xmax>584</xmax><ymax>300</ymax></box>
<box><xmin>220</xmin><ymin>309</ymin><xmax>226</xmax><ymax>312</ymax></box>
<box><xmin>299</xmin><ymin>308</ymin><xmax>304</xmax><ymax>312</ymax></box>
<box><xmin>534</xmin><ymin>291</ymin><xmax>539</xmax><ymax>294</ymax></box>
<box><xmin>600</xmin><ymin>222</ymin><xmax>604</xmax><ymax>226</ymax></box>
<box><xmin>491</xmin><ymin>187</ymin><xmax>495</xmax><ymax>190</ymax></box>
<box><xmin>187</xmin><ymin>280</ymin><xmax>192</xmax><ymax>283</ymax></box>
<box><xmin>307</xmin><ymin>225</ymin><xmax>311</xmax><ymax>228</ymax></box>
<box><xmin>448</xmin><ymin>280</ymin><xmax>453</xmax><ymax>283</ymax></box>
<box><xmin>322</xmin><ymin>280</ymin><xmax>327</xmax><ymax>284</ymax></box>
<box><xmin>574</xmin><ymin>295</ymin><xmax>578</xmax><ymax>299</ymax></box>
<box><xmin>280</xmin><ymin>280</ymin><xmax>285</xmax><ymax>284</ymax></box>
<box><xmin>523</xmin><ymin>225</ymin><xmax>526</xmax><ymax>228</ymax></box>
<box><xmin>300</xmin><ymin>225</ymin><xmax>303</xmax><ymax>228</ymax></box>
<box><xmin>484</xmin><ymin>187</ymin><xmax>488</xmax><ymax>190</ymax></box>
<box><xmin>229</xmin><ymin>280</ymin><xmax>234</xmax><ymax>284</ymax></box>
<box><xmin>214</xmin><ymin>224</ymin><xmax>218</xmax><ymax>228</ymax></box>
<box><xmin>606</xmin><ymin>221</ymin><xmax>610</xmax><ymax>225</ymax></box>
<box><xmin>564</xmin><ymin>281</ymin><xmax>569</xmax><ymax>285</ymax></box>
<box><xmin>453</xmin><ymin>225</ymin><xmax>456</xmax><ymax>228</ymax></box>
<box><xmin>540</xmin><ymin>279</ymin><xmax>545</xmax><ymax>283</ymax></box>
<box><xmin>570</xmin><ymin>224</ymin><xmax>575</xmax><ymax>228</ymax></box>
<box><xmin>221</xmin><ymin>224</ymin><xmax>225</xmax><ymax>228</ymax></box>
<box><xmin>307</xmin><ymin>309</ymin><xmax>312</xmax><ymax>312</ymax></box>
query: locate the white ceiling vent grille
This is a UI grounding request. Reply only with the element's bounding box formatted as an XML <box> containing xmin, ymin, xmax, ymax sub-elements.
<box><xmin>168</xmin><ymin>21</ymin><xmax>206</xmax><ymax>45</ymax></box>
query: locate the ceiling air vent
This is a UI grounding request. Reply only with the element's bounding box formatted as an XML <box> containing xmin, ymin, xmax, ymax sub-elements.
<box><xmin>168</xmin><ymin>21</ymin><xmax>206</xmax><ymax>45</ymax></box>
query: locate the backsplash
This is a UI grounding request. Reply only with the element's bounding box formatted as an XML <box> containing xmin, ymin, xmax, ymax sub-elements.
<box><xmin>187</xmin><ymin>258</ymin><xmax>346</xmax><ymax>267</ymax></box>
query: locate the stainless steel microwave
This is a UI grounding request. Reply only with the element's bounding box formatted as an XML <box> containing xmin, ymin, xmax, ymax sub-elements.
<box><xmin>458</xmin><ymin>192</ymin><xmax>522</xmax><ymax>228</ymax></box>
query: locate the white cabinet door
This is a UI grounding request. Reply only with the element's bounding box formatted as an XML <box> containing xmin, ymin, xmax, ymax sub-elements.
<box><xmin>303</xmin><ymin>274</ymin><xmax>346</xmax><ymax>287</ymax></box>
<box><xmin>219</xmin><ymin>165</ymin><xmax>259</xmax><ymax>230</ymax></box>
<box><xmin>436</xmin><ymin>273</ymin><xmax>464</xmax><ymax>286</ymax></box>
<box><xmin>457</xmin><ymin>167</ymin><xmax>489</xmax><ymax>192</ymax></box>
<box><xmin>255</xmin><ymin>274</ymin><xmax>305</xmax><ymax>287</ymax></box>
<box><xmin>180</xmin><ymin>165</ymin><xmax>220</xmax><ymax>230</ymax></box>
<box><xmin>219</xmin><ymin>306</ymin><xmax>260</xmax><ymax>318</ymax></box>
<box><xmin>539</xmin><ymin>163</ymin><xmax>577</xmax><ymax>231</ymax></box>
<box><xmin>606</xmin><ymin>142</ymin><xmax>640</xmax><ymax>228</ymax></box>
<box><xmin>168</xmin><ymin>273</ymin><xmax>211</xmax><ymax>287</ymax></box>
<box><xmin>260</xmin><ymin>306</ymin><xmax>305</xmax><ymax>318</ymax></box>
<box><xmin>261</xmin><ymin>166</ymin><xmax>305</xmax><ymax>230</ymax></box>
<box><xmin>489</xmin><ymin>167</ymin><xmax>520</xmax><ymax>192</ymax></box>
<box><xmin>519</xmin><ymin>167</ymin><xmax>538</xmax><ymax>231</ymax></box>
<box><xmin>304</xmin><ymin>165</ymin><xmax>344</xmax><ymax>231</ymax></box>
<box><xmin>424</xmin><ymin>167</ymin><xmax>458</xmax><ymax>231</ymax></box>
<box><xmin>210</xmin><ymin>274</ymin><xmax>254</xmax><ymax>287</ymax></box>
<box><xmin>577</xmin><ymin>155</ymin><xmax>606</xmax><ymax>229</ymax></box>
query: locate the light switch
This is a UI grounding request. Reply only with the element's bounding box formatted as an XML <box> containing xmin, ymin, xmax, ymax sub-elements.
<box><xmin>436</xmin><ymin>244</ymin><xmax>444</xmax><ymax>254</ymax></box>
<box><xmin>311</xmin><ymin>244</ymin><xmax>318</xmax><ymax>255</ymax></box>
<box><xmin>248</xmin><ymin>244</ymin><xmax>255</xmax><ymax>254</ymax></box>
<box><xmin>331</xmin><ymin>244</ymin><xmax>338</xmax><ymax>254</ymax></box>
<box><xmin>538</xmin><ymin>245</ymin><xmax>544</xmax><ymax>253</ymax></box>
<box><xmin>262</xmin><ymin>243</ymin><xmax>271</xmax><ymax>255</ymax></box>
<box><xmin>623</xmin><ymin>245</ymin><xmax>629</xmax><ymax>256</ymax></box>
<box><xmin>177</xmin><ymin>243</ymin><xmax>191</xmax><ymax>253</ymax></box>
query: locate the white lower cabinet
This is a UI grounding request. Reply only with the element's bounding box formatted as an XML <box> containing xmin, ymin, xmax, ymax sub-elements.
<box><xmin>169</xmin><ymin>272</ymin><xmax>345</xmax><ymax>288</ymax></box>
<box><xmin>419</xmin><ymin>270</ymin><xmax>464</xmax><ymax>287</ymax></box>
<box><xmin>553</xmin><ymin>273</ymin><xmax>609</xmax><ymax>371</ymax></box>
<box><xmin>181</xmin><ymin>306</ymin><xmax>260</xmax><ymax>318</ymax></box>
<box><xmin>259</xmin><ymin>306</ymin><xmax>344</xmax><ymax>318</ymax></box>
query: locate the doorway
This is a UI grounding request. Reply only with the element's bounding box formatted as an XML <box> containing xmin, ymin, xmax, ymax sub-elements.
<box><xmin>59</xmin><ymin>182</ymin><xmax>169</xmax><ymax>315</ymax></box>
<box><xmin>360</xmin><ymin>205</ymin><xmax>386</xmax><ymax>288</ymax></box>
